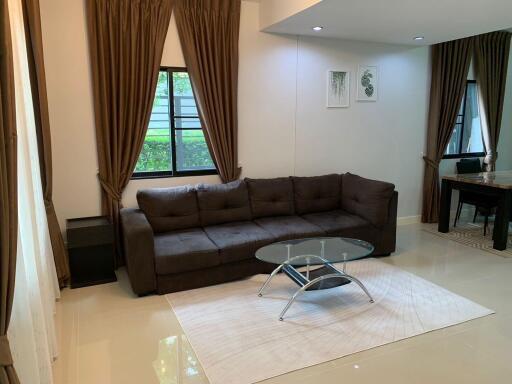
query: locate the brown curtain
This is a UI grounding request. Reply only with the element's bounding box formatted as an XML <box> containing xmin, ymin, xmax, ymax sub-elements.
<box><xmin>474</xmin><ymin>31</ymin><xmax>511</xmax><ymax>172</ymax></box>
<box><xmin>86</xmin><ymin>0</ymin><xmax>174</xmax><ymax>264</ymax></box>
<box><xmin>421</xmin><ymin>38</ymin><xmax>474</xmax><ymax>223</ymax></box>
<box><xmin>21</xmin><ymin>0</ymin><xmax>69</xmax><ymax>287</ymax></box>
<box><xmin>174</xmin><ymin>0</ymin><xmax>241</xmax><ymax>182</ymax></box>
<box><xmin>0</xmin><ymin>0</ymin><xmax>20</xmax><ymax>382</ymax></box>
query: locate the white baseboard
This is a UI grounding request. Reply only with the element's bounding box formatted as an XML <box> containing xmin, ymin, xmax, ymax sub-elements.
<box><xmin>396</xmin><ymin>207</ymin><xmax>474</xmax><ymax>227</ymax></box>
<box><xmin>397</xmin><ymin>215</ymin><xmax>422</xmax><ymax>226</ymax></box>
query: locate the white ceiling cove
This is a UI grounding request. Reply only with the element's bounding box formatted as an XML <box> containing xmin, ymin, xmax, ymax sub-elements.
<box><xmin>261</xmin><ymin>0</ymin><xmax>512</xmax><ymax>45</ymax></box>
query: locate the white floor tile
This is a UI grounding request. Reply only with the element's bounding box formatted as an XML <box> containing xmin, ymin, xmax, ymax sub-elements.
<box><xmin>53</xmin><ymin>223</ymin><xmax>512</xmax><ymax>384</ymax></box>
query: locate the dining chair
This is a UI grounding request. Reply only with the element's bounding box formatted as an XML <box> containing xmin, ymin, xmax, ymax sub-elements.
<box><xmin>454</xmin><ymin>158</ymin><xmax>497</xmax><ymax>235</ymax></box>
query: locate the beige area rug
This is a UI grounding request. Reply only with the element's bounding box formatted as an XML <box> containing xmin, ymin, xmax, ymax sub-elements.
<box><xmin>165</xmin><ymin>259</ymin><xmax>493</xmax><ymax>384</ymax></box>
<box><xmin>423</xmin><ymin>222</ymin><xmax>512</xmax><ymax>258</ymax></box>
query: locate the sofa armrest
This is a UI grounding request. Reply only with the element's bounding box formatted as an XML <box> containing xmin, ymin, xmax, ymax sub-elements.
<box><xmin>387</xmin><ymin>191</ymin><xmax>398</xmax><ymax>226</ymax></box>
<box><xmin>120</xmin><ymin>208</ymin><xmax>156</xmax><ymax>295</ymax></box>
<box><xmin>341</xmin><ymin>173</ymin><xmax>395</xmax><ymax>227</ymax></box>
<box><xmin>375</xmin><ymin>191</ymin><xmax>398</xmax><ymax>255</ymax></box>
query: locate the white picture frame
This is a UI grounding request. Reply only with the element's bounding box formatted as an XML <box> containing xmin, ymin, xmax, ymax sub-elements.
<box><xmin>356</xmin><ymin>65</ymin><xmax>378</xmax><ymax>101</ymax></box>
<box><xmin>327</xmin><ymin>70</ymin><xmax>350</xmax><ymax>108</ymax></box>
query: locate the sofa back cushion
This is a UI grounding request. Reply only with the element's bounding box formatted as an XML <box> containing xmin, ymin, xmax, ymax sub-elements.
<box><xmin>137</xmin><ymin>186</ymin><xmax>199</xmax><ymax>233</ymax></box>
<box><xmin>341</xmin><ymin>173</ymin><xmax>395</xmax><ymax>227</ymax></box>
<box><xmin>245</xmin><ymin>177</ymin><xmax>295</xmax><ymax>218</ymax></box>
<box><xmin>197</xmin><ymin>180</ymin><xmax>252</xmax><ymax>226</ymax></box>
<box><xmin>292</xmin><ymin>174</ymin><xmax>341</xmax><ymax>214</ymax></box>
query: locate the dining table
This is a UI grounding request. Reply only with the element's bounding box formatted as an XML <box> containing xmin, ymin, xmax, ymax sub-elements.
<box><xmin>438</xmin><ymin>170</ymin><xmax>512</xmax><ymax>250</ymax></box>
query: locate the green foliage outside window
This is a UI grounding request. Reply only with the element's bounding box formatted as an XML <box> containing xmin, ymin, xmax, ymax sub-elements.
<box><xmin>135</xmin><ymin>138</ymin><xmax>171</xmax><ymax>172</ymax></box>
<box><xmin>135</xmin><ymin>135</ymin><xmax>213</xmax><ymax>172</ymax></box>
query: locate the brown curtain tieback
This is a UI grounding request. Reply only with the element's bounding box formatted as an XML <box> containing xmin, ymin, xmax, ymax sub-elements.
<box><xmin>43</xmin><ymin>197</ymin><xmax>53</xmax><ymax>210</ymax></box>
<box><xmin>0</xmin><ymin>335</ymin><xmax>13</xmax><ymax>367</ymax></box>
<box><xmin>422</xmin><ymin>156</ymin><xmax>439</xmax><ymax>170</ymax></box>
<box><xmin>98</xmin><ymin>175</ymin><xmax>122</xmax><ymax>202</ymax></box>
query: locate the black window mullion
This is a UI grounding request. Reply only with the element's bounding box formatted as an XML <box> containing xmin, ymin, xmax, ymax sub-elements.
<box><xmin>169</xmin><ymin>68</ymin><xmax>177</xmax><ymax>175</ymax></box>
<box><xmin>458</xmin><ymin>84</ymin><xmax>469</xmax><ymax>155</ymax></box>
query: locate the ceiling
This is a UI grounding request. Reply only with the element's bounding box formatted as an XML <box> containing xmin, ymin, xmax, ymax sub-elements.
<box><xmin>262</xmin><ymin>0</ymin><xmax>512</xmax><ymax>45</ymax></box>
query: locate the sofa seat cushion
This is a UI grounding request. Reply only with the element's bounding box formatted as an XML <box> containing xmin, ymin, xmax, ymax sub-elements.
<box><xmin>254</xmin><ymin>215</ymin><xmax>325</xmax><ymax>241</ymax></box>
<box><xmin>197</xmin><ymin>180</ymin><xmax>252</xmax><ymax>226</ymax></box>
<box><xmin>204</xmin><ymin>221</ymin><xmax>275</xmax><ymax>264</ymax></box>
<box><xmin>245</xmin><ymin>177</ymin><xmax>294</xmax><ymax>218</ymax></box>
<box><xmin>292</xmin><ymin>174</ymin><xmax>341</xmax><ymax>214</ymax></box>
<box><xmin>154</xmin><ymin>229</ymin><xmax>220</xmax><ymax>275</ymax></box>
<box><xmin>301</xmin><ymin>210</ymin><xmax>372</xmax><ymax>235</ymax></box>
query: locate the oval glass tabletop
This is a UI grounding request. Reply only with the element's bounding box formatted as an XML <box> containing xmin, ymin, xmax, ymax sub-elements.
<box><xmin>255</xmin><ymin>237</ymin><xmax>374</xmax><ymax>266</ymax></box>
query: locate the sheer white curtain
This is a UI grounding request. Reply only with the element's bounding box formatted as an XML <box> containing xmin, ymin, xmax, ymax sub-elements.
<box><xmin>6</xmin><ymin>0</ymin><xmax>60</xmax><ymax>383</ymax></box>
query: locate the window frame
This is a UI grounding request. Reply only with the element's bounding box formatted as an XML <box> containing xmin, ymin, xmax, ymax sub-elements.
<box><xmin>442</xmin><ymin>80</ymin><xmax>486</xmax><ymax>160</ymax></box>
<box><xmin>132</xmin><ymin>66</ymin><xmax>217</xmax><ymax>179</ymax></box>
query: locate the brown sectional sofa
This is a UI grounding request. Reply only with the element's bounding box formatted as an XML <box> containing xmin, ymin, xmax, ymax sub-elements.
<box><xmin>120</xmin><ymin>173</ymin><xmax>398</xmax><ymax>296</ymax></box>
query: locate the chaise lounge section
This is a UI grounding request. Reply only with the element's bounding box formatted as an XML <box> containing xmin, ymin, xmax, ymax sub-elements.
<box><xmin>121</xmin><ymin>173</ymin><xmax>398</xmax><ymax>295</ymax></box>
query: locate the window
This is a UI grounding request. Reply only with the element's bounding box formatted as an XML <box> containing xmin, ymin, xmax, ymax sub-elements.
<box><xmin>444</xmin><ymin>80</ymin><xmax>485</xmax><ymax>159</ymax></box>
<box><xmin>133</xmin><ymin>68</ymin><xmax>216</xmax><ymax>178</ymax></box>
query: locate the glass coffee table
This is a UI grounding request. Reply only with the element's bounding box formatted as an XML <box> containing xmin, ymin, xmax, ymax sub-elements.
<box><xmin>256</xmin><ymin>237</ymin><xmax>375</xmax><ymax>321</ymax></box>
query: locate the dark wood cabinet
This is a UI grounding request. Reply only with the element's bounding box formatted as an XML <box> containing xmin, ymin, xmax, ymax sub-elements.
<box><xmin>67</xmin><ymin>216</ymin><xmax>117</xmax><ymax>288</ymax></box>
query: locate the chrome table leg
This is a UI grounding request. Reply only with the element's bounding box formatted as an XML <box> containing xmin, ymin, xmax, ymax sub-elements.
<box><xmin>258</xmin><ymin>254</ymin><xmax>322</xmax><ymax>297</ymax></box>
<box><xmin>339</xmin><ymin>274</ymin><xmax>374</xmax><ymax>303</ymax></box>
<box><xmin>258</xmin><ymin>263</ymin><xmax>284</xmax><ymax>297</ymax></box>
<box><xmin>278</xmin><ymin>271</ymin><xmax>374</xmax><ymax>321</ymax></box>
<box><xmin>327</xmin><ymin>262</ymin><xmax>374</xmax><ymax>303</ymax></box>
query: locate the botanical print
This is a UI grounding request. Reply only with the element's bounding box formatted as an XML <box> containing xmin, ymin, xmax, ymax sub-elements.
<box><xmin>357</xmin><ymin>66</ymin><xmax>378</xmax><ymax>101</ymax></box>
<box><xmin>327</xmin><ymin>70</ymin><xmax>350</xmax><ymax>108</ymax></box>
<box><xmin>361</xmin><ymin>70</ymin><xmax>374</xmax><ymax>96</ymax></box>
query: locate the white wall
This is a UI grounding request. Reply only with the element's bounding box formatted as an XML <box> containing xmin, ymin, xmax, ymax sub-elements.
<box><xmin>39</xmin><ymin>0</ymin><xmax>512</xmax><ymax>231</ymax></box>
<box><xmin>259</xmin><ymin>0</ymin><xmax>321</xmax><ymax>29</ymax></box>
<box><xmin>238</xmin><ymin>3</ymin><xmax>298</xmax><ymax>179</ymax></box>
<box><xmin>40</xmin><ymin>0</ymin><xmax>100</xmax><ymax>228</ymax></box>
<box><xmin>294</xmin><ymin>37</ymin><xmax>429</xmax><ymax>218</ymax></box>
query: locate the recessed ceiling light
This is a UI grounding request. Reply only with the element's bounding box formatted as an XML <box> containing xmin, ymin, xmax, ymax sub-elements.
<box><xmin>413</xmin><ymin>36</ymin><xmax>425</xmax><ymax>41</ymax></box>
<box><xmin>312</xmin><ymin>26</ymin><xmax>323</xmax><ymax>31</ymax></box>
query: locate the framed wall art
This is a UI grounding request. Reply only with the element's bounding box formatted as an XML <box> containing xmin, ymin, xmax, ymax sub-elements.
<box><xmin>357</xmin><ymin>65</ymin><xmax>378</xmax><ymax>101</ymax></box>
<box><xmin>327</xmin><ymin>70</ymin><xmax>350</xmax><ymax>108</ymax></box>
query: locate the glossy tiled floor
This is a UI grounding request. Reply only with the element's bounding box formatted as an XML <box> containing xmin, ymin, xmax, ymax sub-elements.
<box><xmin>53</xmin><ymin>223</ymin><xmax>512</xmax><ymax>384</ymax></box>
